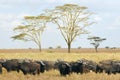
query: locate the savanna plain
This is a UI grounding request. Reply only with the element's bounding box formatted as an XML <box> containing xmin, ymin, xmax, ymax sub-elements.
<box><xmin>0</xmin><ymin>48</ymin><xmax>120</xmax><ymax>80</ymax></box>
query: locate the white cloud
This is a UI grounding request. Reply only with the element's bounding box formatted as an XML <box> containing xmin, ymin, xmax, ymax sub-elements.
<box><xmin>44</xmin><ymin>0</ymin><xmax>77</xmax><ymax>3</ymax></box>
<box><xmin>107</xmin><ymin>16</ymin><xmax>120</xmax><ymax>30</ymax></box>
<box><xmin>0</xmin><ymin>0</ymin><xmax>120</xmax><ymax>48</ymax></box>
<box><xmin>112</xmin><ymin>17</ymin><xmax>120</xmax><ymax>29</ymax></box>
<box><xmin>44</xmin><ymin>0</ymin><xmax>56</xmax><ymax>3</ymax></box>
<box><xmin>0</xmin><ymin>13</ymin><xmax>31</xmax><ymax>31</ymax></box>
<box><xmin>92</xmin><ymin>15</ymin><xmax>102</xmax><ymax>22</ymax></box>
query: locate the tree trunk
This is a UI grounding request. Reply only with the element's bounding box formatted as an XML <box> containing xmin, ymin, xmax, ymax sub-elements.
<box><xmin>95</xmin><ymin>47</ymin><xmax>98</xmax><ymax>52</ymax></box>
<box><xmin>38</xmin><ymin>43</ymin><xmax>41</xmax><ymax>52</ymax></box>
<box><xmin>68</xmin><ymin>43</ymin><xmax>71</xmax><ymax>53</ymax></box>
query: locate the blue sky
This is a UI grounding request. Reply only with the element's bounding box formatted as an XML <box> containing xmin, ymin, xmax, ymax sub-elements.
<box><xmin>0</xmin><ymin>0</ymin><xmax>120</xmax><ymax>49</ymax></box>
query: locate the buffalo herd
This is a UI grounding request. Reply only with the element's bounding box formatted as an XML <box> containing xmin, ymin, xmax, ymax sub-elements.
<box><xmin>0</xmin><ymin>59</ymin><xmax>120</xmax><ymax>76</ymax></box>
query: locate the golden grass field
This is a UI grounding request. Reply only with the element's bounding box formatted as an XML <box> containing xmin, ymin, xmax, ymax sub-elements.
<box><xmin>0</xmin><ymin>48</ymin><xmax>120</xmax><ymax>80</ymax></box>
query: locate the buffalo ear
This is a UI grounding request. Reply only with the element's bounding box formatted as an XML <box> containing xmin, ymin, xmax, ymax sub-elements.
<box><xmin>57</xmin><ymin>59</ymin><xmax>64</xmax><ymax>62</ymax></box>
<box><xmin>65</xmin><ymin>63</ymin><xmax>71</xmax><ymax>67</ymax></box>
<box><xmin>55</xmin><ymin>60</ymin><xmax>59</xmax><ymax>64</ymax></box>
<box><xmin>77</xmin><ymin>60</ymin><xmax>83</xmax><ymax>63</ymax></box>
<box><xmin>40</xmin><ymin>61</ymin><xmax>45</xmax><ymax>66</ymax></box>
<box><xmin>83</xmin><ymin>62</ymin><xmax>87</xmax><ymax>66</ymax></box>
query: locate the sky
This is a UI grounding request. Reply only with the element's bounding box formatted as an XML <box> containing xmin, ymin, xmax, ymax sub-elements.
<box><xmin>0</xmin><ymin>0</ymin><xmax>120</xmax><ymax>49</ymax></box>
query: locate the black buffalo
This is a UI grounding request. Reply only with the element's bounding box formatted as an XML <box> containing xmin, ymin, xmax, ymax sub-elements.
<box><xmin>0</xmin><ymin>64</ymin><xmax>2</xmax><ymax>74</ymax></box>
<box><xmin>35</xmin><ymin>60</ymin><xmax>45</xmax><ymax>73</ymax></box>
<box><xmin>70</xmin><ymin>61</ymin><xmax>83</xmax><ymax>74</ymax></box>
<box><xmin>95</xmin><ymin>64</ymin><xmax>103</xmax><ymax>73</ymax></box>
<box><xmin>80</xmin><ymin>59</ymin><xmax>102</xmax><ymax>73</ymax></box>
<box><xmin>2</xmin><ymin>59</ymin><xmax>19</xmax><ymax>72</ymax></box>
<box><xmin>99</xmin><ymin>60</ymin><xmax>113</xmax><ymax>74</ymax></box>
<box><xmin>42</xmin><ymin>60</ymin><xmax>56</xmax><ymax>71</ymax></box>
<box><xmin>111</xmin><ymin>61</ymin><xmax>120</xmax><ymax>74</ymax></box>
<box><xmin>0</xmin><ymin>59</ymin><xmax>6</xmax><ymax>74</ymax></box>
<box><xmin>19</xmin><ymin>62</ymin><xmax>40</xmax><ymax>75</ymax></box>
<box><xmin>99</xmin><ymin>59</ymin><xmax>120</xmax><ymax>74</ymax></box>
<box><xmin>54</xmin><ymin>61</ymin><xmax>71</xmax><ymax>76</ymax></box>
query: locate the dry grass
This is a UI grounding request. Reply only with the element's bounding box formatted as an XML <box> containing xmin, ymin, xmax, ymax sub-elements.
<box><xmin>0</xmin><ymin>70</ymin><xmax>120</xmax><ymax>80</ymax></box>
<box><xmin>0</xmin><ymin>51</ymin><xmax>120</xmax><ymax>80</ymax></box>
<box><xmin>0</xmin><ymin>48</ymin><xmax>120</xmax><ymax>53</ymax></box>
<box><xmin>0</xmin><ymin>52</ymin><xmax>120</xmax><ymax>62</ymax></box>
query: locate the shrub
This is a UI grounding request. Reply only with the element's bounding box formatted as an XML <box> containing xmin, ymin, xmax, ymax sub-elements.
<box><xmin>56</xmin><ymin>45</ymin><xmax>61</xmax><ymax>49</ymax></box>
<box><xmin>49</xmin><ymin>47</ymin><xmax>53</xmax><ymax>49</ymax></box>
<box><xmin>78</xmin><ymin>46</ymin><xmax>81</xmax><ymax>49</ymax></box>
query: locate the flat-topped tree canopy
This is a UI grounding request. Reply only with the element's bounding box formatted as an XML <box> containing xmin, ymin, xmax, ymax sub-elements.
<box><xmin>45</xmin><ymin>4</ymin><xmax>94</xmax><ymax>53</ymax></box>
<box><xmin>88</xmin><ymin>36</ymin><xmax>106</xmax><ymax>52</ymax></box>
<box><xmin>11</xmin><ymin>33</ymin><xmax>27</xmax><ymax>40</ymax></box>
<box><xmin>24</xmin><ymin>16</ymin><xmax>36</xmax><ymax>19</ymax></box>
<box><xmin>13</xmin><ymin>25</ymin><xmax>30</xmax><ymax>31</ymax></box>
<box><xmin>12</xmin><ymin>14</ymin><xmax>50</xmax><ymax>52</ymax></box>
<box><xmin>36</xmin><ymin>15</ymin><xmax>51</xmax><ymax>20</ymax></box>
<box><xmin>56</xmin><ymin>4</ymin><xmax>88</xmax><ymax>12</ymax></box>
<box><xmin>88</xmin><ymin>36</ymin><xmax>100</xmax><ymax>40</ymax></box>
<box><xmin>24</xmin><ymin>15</ymin><xmax>51</xmax><ymax>20</ymax></box>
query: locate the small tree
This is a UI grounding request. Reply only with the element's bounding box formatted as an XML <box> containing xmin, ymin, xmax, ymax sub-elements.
<box><xmin>11</xmin><ymin>15</ymin><xmax>50</xmax><ymax>51</ymax></box>
<box><xmin>56</xmin><ymin>45</ymin><xmax>61</xmax><ymax>49</ymax></box>
<box><xmin>46</xmin><ymin>4</ymin><xmax>94</xmax><ymax>53</ymax></box>
<box><xmin>49</xmin><ymin>46</ymin><xmax>53</xmax><ymax>49</ymax></box>
<box><xmin>105</xmin><ymin>46</ymin><xmax>109</xmax><ymax>49</ymax></box>
<box><xmin>78</xmin><ymin>46</ymin><xmax>81</xmax><ymax>49</ymax></box>
<box><xmin>88</xmin><ymin>36</ymin><xmax>106</xmax><ymax>52</ymax></box>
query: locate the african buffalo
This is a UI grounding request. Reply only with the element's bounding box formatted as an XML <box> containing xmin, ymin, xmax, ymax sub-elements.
<box><xmin>42</xmin><ymin>60</ymin><xmax>56</xmax><ymax>71</ymax></box>
<box><xmin>99</xmin><ymin>60</ymin><xmax>120</xmax><ymax>74</ymax></box>
<box><xmin>70</xmin><ymin>61</ymin><xmax>83</xmax><ymax>74</ymax></box>
<box><xmin>19</xmin><ymin>62</ymin><xmax>40</xmax><ymax>75</ymax></box>
<box><xmin>35</xmin><ymin>60</ymin><xmax>45</xmax><ymax>73</ymax></box>
<box><xmin>0</xmin><ymin>64</ymin><xmax>2</xmax><ymax>74</ymax></box>
<box><xmin>0</xmin><ymin>59</ymin><xmax>6</xmax><ymax>74</ymax></box>
<box><xmin>80</xmin><ymin>59</ymin><xmax>101</xmax><ymax>73</ymax></box>
<box><xmin>54</xmin><ymin>61</ymin><xmax>71</xmax><ymax>76</ymax></box>
<box><xmin>2</xmin><ymin>59</ymin><xmax>19</xmax><ymax>72</ymax></box>
<box><xmin>95</xmin><ymin>64</ymin><xmax>103</xmax><ymax>73</ymax></box>
<box><xmin>110</xmin><ymin>61</ymin><xmax>120</xmax><ymax>74</ymax></box>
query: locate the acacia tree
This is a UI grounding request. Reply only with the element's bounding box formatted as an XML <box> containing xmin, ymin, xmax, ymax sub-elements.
<box><xmin>46</xmin><ymin>4</ymin><xmax>94</xmax><ymax>53</ymax></box>
<box><xmin>11</xmin><ymin>15</ymin><xmax>50</xmax><ymax>51</ymax></box>
<box><xmin>88</xmin><ymin>36</ymin><xmax>106</xmax><ymax>52</ymax></box>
